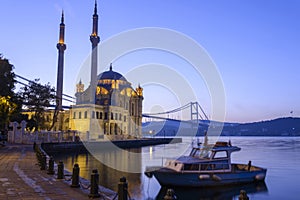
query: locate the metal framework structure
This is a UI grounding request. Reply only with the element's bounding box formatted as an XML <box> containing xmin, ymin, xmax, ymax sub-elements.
<box><xmin>143</xmin><ymin>102</ymin><xmax>209</xmax><ymax>122</ymax></box>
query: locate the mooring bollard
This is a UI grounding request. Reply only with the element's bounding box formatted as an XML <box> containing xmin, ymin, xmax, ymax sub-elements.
<box><xmin>71</xmin><ymin>163</ymin><xmax>80</xmax><ymax>188</ymax></box>
<box><xmin>33</xmin><ymin>142</ymin><xmax>36</xmax><ymax>151</ymax></box>
<box><xmin>89</xmin><ymin>169</ymin><xmax>100</xmax><ymax>198</ymax></box>
<box><xmin>118</xmin><ymin>177</ymin><xmax>128</xmax><ymax>200</ymax></box>
<box><xmin>47</xmin><ymin>156</ymin><xmax>55</xmax><ymax>175</ymax></box>
<box><xmin>40</xmin><ymin>154</ymin><xmax>47</xmax><ymax>170</ymax></box>
<box><xmin>57</xmin><ymin>161</ymin><xmax>64</xmax><ymax>179</ymax></box>
<box><xmin>239</xmin><ymin>190</ymin><xmax>249</xmax><ymax>200</ymax></box>
<box><xmin>164</xmin><ymin>188</ymin><xmax>177</xmax><ymax>200</ymax></box>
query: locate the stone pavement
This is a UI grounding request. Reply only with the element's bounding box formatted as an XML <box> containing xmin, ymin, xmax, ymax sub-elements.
<box><xmin>0</xmin><ymin>144</ymin><xmax>92</xmax><ymax>200</ymax></box>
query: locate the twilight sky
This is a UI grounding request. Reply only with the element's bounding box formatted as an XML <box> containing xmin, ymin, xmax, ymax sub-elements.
<box><xmin>1</xmin><ymin>0</ymin><xmax>299</xmax><ymax>123</ymax></box>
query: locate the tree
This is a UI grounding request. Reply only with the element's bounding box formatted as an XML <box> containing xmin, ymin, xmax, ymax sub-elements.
<box><xmin>0</xmin><ymin>54</ymin><xmax>15</xmax><ymax>97</ymax></box>
<box><xmin>0</xmin><ymin>55</ymin><xmax>20</xmax><ymax>132</ymax></box>
<box><xmin>19</xmin><ymin>79</ymin><xmax>56</xmax><ymax>131</ymax></box>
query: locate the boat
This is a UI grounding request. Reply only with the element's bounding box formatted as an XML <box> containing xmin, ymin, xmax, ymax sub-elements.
<box><xmin>144</xmin><ymin>140</ymin><xmax>267</xmax><ymax>187</ymax></box>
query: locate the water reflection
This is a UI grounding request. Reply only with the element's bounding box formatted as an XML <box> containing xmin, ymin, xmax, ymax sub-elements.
<box><xmin>49</xmin><ymin>137</ymin><xmax>300</xmax><ymax>199</ymax></box>
<box><xmin>52</xmin><ymin>146</ymin><xmax>269</xmax><ymax>200</ymax></box>
<box><xmin>52</xmin><ymin>148</ymin><xmax>142</xmax><ymax>198</ymax></box>
<box><xmin>154</xmin><ymin>182</ymin><xmax>268</xmax><ymax>200</ymax></box>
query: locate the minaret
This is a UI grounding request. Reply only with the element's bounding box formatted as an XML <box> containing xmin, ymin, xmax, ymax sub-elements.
<box><xmin>90</xmin><ymin>0</ymin><xmax>100</xmax><ymax>102</ymax></box>
<box><xmin>56</xmin><ymin>11</ymin><xmax>66</xmax><ymax>110</ymax></box>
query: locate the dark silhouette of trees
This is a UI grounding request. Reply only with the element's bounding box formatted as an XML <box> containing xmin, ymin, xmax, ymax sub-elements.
<box><xmin>19</xmin><ymin>79</ymin><xmax>56</xmax><ymax>131</ymax></box>
<box><xmin>0</xmin><ymin>54</ymin><xmax>22</xmax><ymax>133</ymax></box>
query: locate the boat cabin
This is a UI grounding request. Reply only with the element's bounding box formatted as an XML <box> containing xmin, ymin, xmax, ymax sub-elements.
<box><xmin>164</xmin><ymin>141</ymin><xmax>241</xmax><ymax>173</ymax></box>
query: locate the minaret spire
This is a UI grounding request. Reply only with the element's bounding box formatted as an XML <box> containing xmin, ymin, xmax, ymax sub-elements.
<box><xmin>59</xmin><ymin>10</ymin><xmax>65</xmax><ymax>44</ymax></box>
<box><xmin>56</xmin><ymin>10</ymin><xmax>67</xmax><ymax>110</ymax></box>
<box><xmin>61</xmin><ymin>10</ymin><xmax>64</xmax><ymax>23</ymax></box>
<box><xmin>92</xmin><ymin>0</ymin><xmax>99</xmax><ymax>36</ymax></box>
<box><xmin>90</xmin><ymin>1</ymin><xmax>100</xmax><ymax>103</ymax></box>
<box><xmin>94</xmin><ymin>0</ymin><xmax>97</xmax><ymax>15</ymax></box>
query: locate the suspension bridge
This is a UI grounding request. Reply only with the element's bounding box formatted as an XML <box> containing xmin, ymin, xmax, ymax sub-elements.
<box><xmin>142</xmin><ymin>102</ymin><xmax>209</xmax><ymax>123</ymax></box>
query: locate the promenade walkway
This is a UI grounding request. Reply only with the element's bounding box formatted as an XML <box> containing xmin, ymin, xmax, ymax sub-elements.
<box><xmin>0</xmin><ymin>144</ymin><xmax>90</xmax><ymax>200</ymax></box>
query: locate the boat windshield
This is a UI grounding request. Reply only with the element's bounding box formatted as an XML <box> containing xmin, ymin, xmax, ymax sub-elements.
<box><xmin>190</xmin><ymin>148</ymin><xmax>212</xmax><ymax>159</ymax></box>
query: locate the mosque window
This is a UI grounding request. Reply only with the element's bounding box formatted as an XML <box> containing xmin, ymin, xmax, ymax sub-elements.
<box><xmin>131</xmin><ymin>103</ymin><xmax>134</xmax><ymax>115</ymax></box>
<box><xmin>104</xmin><ymin>112</ymin><xmax>108</xmax><ymax>120</ymax></box>
<box><xmin>111</xmin><ymin>112</ymin><xmax>114</xmax><ymax>120</ymax></box>
<box><xmin>124</xmin><ymin>116</ymin><xmax>126</xmax><ymax>122</ymax></box>
<box><xmin>96</xmin><ymin>111</ymin><xmax>99</xmax><ymax>119</ymax></box>
<box><xmin>100</xmin><ymin>112</ymin><xmax>103</xmax><ymax>119</ymax></box>
<box><xmin>73</xmin><ymin>112</ymin><xmax>76</xmax><ymax>119</ymax></box>
<box><xmin>84</xmin><ymin>111</ymin><xmax>88</xmax><ymax>119</ymax></box>
<box><xmin>119</xmin><ymin>114</ymin><xmax>122</xmax><ymax>121</ymax></box>
<box><xmin>115</xmin><ymin>113</ymin><xmax>118</xmax><ymax>120</ymax></box>
<box><xmin>79</xmin><ymin>112</ymin><xmax>82</xmax><ymax>119</ymax></box>
<box><xmin>91</xmin><ymin>111</ymin><xmax>95</xmax><ymax>119</ymax></box>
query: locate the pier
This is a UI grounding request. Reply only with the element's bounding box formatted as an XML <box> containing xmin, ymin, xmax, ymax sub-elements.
<box><xmin>41</xmin><ymin>137</ymin><xmax>182</xmax><ymax>153</ymax></box>
<box><xmin>0</xmin><ymin>144</ymin><xmax>90</xmax><ymax>199</ymax></box>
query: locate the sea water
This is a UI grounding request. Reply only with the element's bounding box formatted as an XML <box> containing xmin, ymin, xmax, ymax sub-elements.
<box><xmin>52</xmin><ymin>137</ymin><xmax>300</xmax><ymax>200</ymax></box>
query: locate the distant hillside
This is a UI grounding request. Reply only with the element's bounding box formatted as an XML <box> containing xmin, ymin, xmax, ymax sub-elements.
<box><xmin>142</xmin><ymin>117</ymin><xmax>300</xmax><ymax>137</ymax></box>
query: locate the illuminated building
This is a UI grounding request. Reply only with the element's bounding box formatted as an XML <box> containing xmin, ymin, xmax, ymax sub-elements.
<box><xmin>68</xmin><ymin>2</ymin><xmax>143</xmax><ymax>139</ymax></box>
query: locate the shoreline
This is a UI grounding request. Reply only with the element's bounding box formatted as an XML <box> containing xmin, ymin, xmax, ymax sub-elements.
<box><xmin>41</xmin><ymin>137</ymin><xmax>182</xmax><ymax>153</ymax></box>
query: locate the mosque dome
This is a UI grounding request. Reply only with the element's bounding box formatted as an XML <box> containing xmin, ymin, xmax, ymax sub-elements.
<box><xmin>97</xmin><ymin>64</ymin><xmax>127</xmax><ymax>82</ymax></box>
<box><xmin>96</xmin><ymin>64</ymin><xmax>131</xmax><ymax>95</ymax></box>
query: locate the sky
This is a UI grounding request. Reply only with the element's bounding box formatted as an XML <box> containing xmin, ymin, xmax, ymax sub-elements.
<box><xmin>1</xmin><ymin>0</ymin><xmax>299</xmax><ymax>123</ymax></box>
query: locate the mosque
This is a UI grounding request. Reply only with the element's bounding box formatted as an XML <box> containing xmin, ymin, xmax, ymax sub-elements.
<box><xmin>45</xmin><ymin>2</ymin><xmax>144</xmax><ymax>140</ymax></box>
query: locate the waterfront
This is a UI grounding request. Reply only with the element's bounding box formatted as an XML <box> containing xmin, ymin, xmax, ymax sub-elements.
<box><xmin>52</xmin><ymin>137</ymin><xmax>300</xmax><ymax>199</ymax></box>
